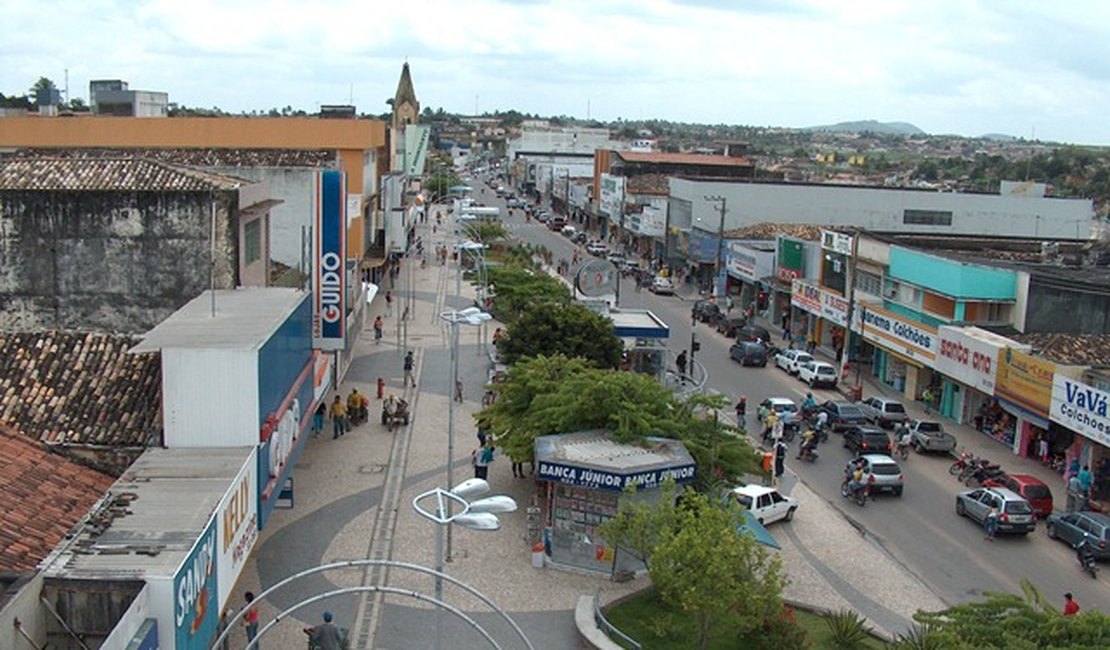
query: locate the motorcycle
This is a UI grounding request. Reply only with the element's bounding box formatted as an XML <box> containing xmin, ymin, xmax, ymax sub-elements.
<box><xmin>796</xmin><ymin>438</ymin><xmax>819</xmax><ymax>462</ymax></box>
<box><xmin>964</xmin><ymin>464</ymin><xmax>1006</xmax><ymax>487</ymax></box>
<box><xmin>948</xmin><ymin>449</ymin><xmax>977</xmax><ymax>476</ymax></box>
<box><xmin>1077</xmin><ymin>539</ymin><xmax>1099</xmax><ymax>579</ymax></box>
<box><xmin>895</xmin><ymin>441</ymin><xmax>911</xmax><ymax>461</ymax></box>
<box><xmin>840</xmin><ymin>479</ymin><xmax>869</xmax><ymax>507</ymax></box>
<box><xmin>958</xmin><ymin>457</ymin><xmax>995</xmax><ymax>482</ymax></box>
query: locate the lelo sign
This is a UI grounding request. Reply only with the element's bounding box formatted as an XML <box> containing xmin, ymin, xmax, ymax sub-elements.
<box><xmin>935</xmin><ymin>326</ymin><xmax>1009</xmax><ymax>393</ymax></box>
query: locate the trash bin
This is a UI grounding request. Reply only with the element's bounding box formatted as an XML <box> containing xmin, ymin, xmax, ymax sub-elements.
<box><xmin>532</xmin><ymin>542</ymin><xmax>545</xmax><ymax>568</ymax></box>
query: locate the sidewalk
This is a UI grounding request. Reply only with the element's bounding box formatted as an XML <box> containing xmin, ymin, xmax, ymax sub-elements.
<box><xmin>228</xmin><ymin>214</ymin><xmax>950</xmax><ymax>648</ymax></box>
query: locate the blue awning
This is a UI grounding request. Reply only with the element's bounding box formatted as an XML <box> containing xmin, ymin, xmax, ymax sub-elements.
<box><xmin>997</xmin><ymin>397</ymin><xmax>1050</xmax><ymax>430</ymax></box>
<box><xmin>737</xmin><ymin>510</ymin><xmax>780</xmax><ymax>549</ymax></box>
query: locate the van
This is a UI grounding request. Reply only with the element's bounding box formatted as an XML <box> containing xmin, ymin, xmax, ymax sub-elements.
<box><xmin>729</xmin><ymin>341</ymin><xmax>767</xmax><ymax>367</ymax></box>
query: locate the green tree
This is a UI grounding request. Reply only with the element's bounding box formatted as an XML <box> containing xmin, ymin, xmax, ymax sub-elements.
<box><xmin>906</xmin><ymin>579</ymin><xmax>1110</xmax><ymax>649</ymax></box>
<box><xmin>484</xmin><ymin>265</ymin><xmax>570</xmax><ymax>324</ymax></box>
<box><xmin>498</xmin><ymin>302</ymin><xmax>623</xmax><ymax>368</ymax></box>
<box><xmin>601</xmin><ymin>486</ymin><xmax>788</xmax><ymax>649</ymax></box>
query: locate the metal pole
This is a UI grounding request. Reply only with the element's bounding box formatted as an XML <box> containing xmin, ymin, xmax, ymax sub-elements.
<box><xmin>446</xmin><ymin>313</ymin><xmax>459</xmax><ymax>561</ymax></box>
<box><xmin>435</xmin><ymin>497</ymin><xmax>445</xmax><ymax>601</ymax></box>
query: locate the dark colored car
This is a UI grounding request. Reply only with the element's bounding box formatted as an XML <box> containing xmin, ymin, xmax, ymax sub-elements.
<box><xmin>713</xmin><ymin>315</ymin><xmax>748</xmax><ymax>337</ymax></box>
<box><xmin>1045</xmin><ymin>511</ymin><xmax>1110</xmax><ymax>559</ymax></box>
<box><xmin>819</xmin><ymin>400</ymin><xmax>870</xmax><ymax>432</ymax></box>
<box><xmin>573</xmin><ymin>231</ymin><xmax>588</xmax><ymax>244</ymax></box>
<box><xmin>982</xmin><ymin>473</ymin><xmax>1054</xmax><ymax>519</ymax></box>
<box><xmin>843</xmin><ymin>425</ymin><xmax>894</xmax><ymax>456</ymax></box>
<box><xmin>692</xmin><ymin>300</ymin><xmax>722</xmax><ymax>323</ymax></box>
<box><xmin>729</xmin><ymin>342</ymin><xmax>767</xmax><ymax>367</ymax></box>
<box><xmin>736</xmin><ymin>324</ymin><xmax>772</xmax><ymax>344</ymax></box>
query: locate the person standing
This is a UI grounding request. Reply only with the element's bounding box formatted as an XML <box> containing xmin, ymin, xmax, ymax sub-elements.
<box><xmin>735</xmin><ymin>396</ymin><xmax>747</xmax><ymax>425</ymax></box>
<box><xmin>403</xmin><ymin>351</ymin><xmax>416</xmax><ymax>388</ymax></box>
<box><xmin>1078</xmin><ymin>464</ymin><xmax>1093</xmax><ymax>501</ymax></box>
<box><xmin>1062</xmin><ymin>592</ymin><xmax>1080</xmax><ymax>616</ymax></box>
<box><xmin>385</xmin><ymin>290</ymin><xmax>393</xmax><ymax>317</ymax></box>
<box><xmin>312</xmin><ymin>401</ymin><xmax>326</xmax><ymax>438</ymax></box>
<box><xmin>922</xmin><ymin>386</ymin><xmax>935</xmax><ymax>415</ymax></box>
<box><xmin>303</xmin><ymin>611</ymin><xmax>344</xmax><ymax>650</ymax></box>
<box><xmin>773</xmin><ymin>439</ymin><xmax>787</xmax><ymax>485</ymax></box>
<box><xmin>1037</xmin><ymin>434</ymin><xmax>1050</xmax><ymax>463</ymax></box>
<box><xmin>983</xmin><ymin>504</ymin><xmax>999</xmax><ymax>541</ymax></box>
<box><xmin>473</xmin><ymin>441</ymin><xmax>494</xmax><ymax>480</ymax></box>
<box><xmin>675</xmin><ymin>350</ymin><xmax>687</xmax><ymax>378</ymax></box>
<box><xmin>1067</xmin><ymin>472</ymin><xmax>1083</xmax><ymax>512</ymax></box>
<box><xmin>243</xmin><ymin>592</ymin><xmax>260</xmax><ymax>648</ymax></box>
<box><xmin>329</xmin><ymin>395</ymin><xmax>347</xmax><ymax>439</ymax></box>
<box><xmin>373</xmin><ymin>316</ymin><xmax>383</xmax><ymax>344</ymax></box>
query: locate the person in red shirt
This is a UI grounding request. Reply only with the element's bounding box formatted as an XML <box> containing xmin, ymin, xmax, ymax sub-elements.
<box><xmin>1063</xmin><ymin>592</ymin><xmax>1080</xmax><ymax>616</ymax></box>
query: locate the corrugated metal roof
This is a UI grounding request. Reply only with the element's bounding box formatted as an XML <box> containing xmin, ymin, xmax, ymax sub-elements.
<box><xmin>43</xmin><ymin>447</ymin><xmax>253</xmax><ymax>580</ymax></box>
<box><xmin>132</xmin><ymin>288</ymin><xmax>307</xmax><ymax>351</ymax></box>
<box><xmin>616</xmin><ymin>151</ymin><xmax>753</xmax><ymax>167</ymax></box>
<box><xmin>0</xmin><ymin>157</ymin><xmax>247</xmax><ymax>191</ymax></box>
<box><xmin>534</xmin><ymin>430</ymin><xmax>694</xmax><ymax>472</ymax></box>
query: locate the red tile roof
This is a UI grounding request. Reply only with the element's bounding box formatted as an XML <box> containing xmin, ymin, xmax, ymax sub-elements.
<box><xmin>0</xmin><ymin>157</ymin><xmax>245</xmax><ymax>192</ymax></box>
<box><xmin>615</xmin><ymin>151</ymin><xmax>753</xmax><ymax>167</ymax></box>
<box><xmin>0</xmin><ymin>424</ymin><xmax>114</xmax><ymax>575</ymax></box>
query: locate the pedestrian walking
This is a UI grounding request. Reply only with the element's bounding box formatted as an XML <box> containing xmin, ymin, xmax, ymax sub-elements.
<box><xmin>1067</xmin><ymin>473</ymin><xmax>1082</xmax><ymax>512</ymax></box>
<box><xmin>773</xmin><ymin>440</ymin><xmax>787</xmax><ymax>484</ymax></box>
<box><xmin>215</xmin><ymin>609</ymin><xmax>230</xmax><ymax>650</ymax></box>
<box><xmin>473</xmin><ymin>441</ymin><xmax>494</xmax><ymax>480</ymax></box>
<box><xmin>385</xmin><ymin>291</ymin><xmax>393</xmax><ymax>316</ymax></box>
<box><xmin>243</xmin><ymin>592</ymin><xmax>260</xmax><ymax>648</ymax></box>
<box><xmin>373</xmin><ymin>316</ymin><xmax>383</xmax><ymax>344</ymax></box>
<box><xmin>1038</xmin><ymin>435</ymin><xmax>1050</xmax><ymax>464</ymax></box>
<box><xmin>735</xmin><ymin>396</ymin><xmax>747</xmax><ymax>425</ymax></box>
<box><xmin>983</xmin><ymin>504</ymin><xmax>999</xmax><ymax>541</ymax></box>
<box><xmin>922</xmin><ymin>386</ymin><xmax>935</xmax><ymax>415</ymax></box>
<box><xmin>675</xmin><ymin>350</ymin><xmax>688</xmax><ymax>378</ymax></box>
<box><xmin>403</xmin><ymin>351</ymin><xmax>416</xmax><ymax>388</ymax></box>
<box><xmin>455</xmin><ymin>380</ymin><xmax>464</xmax><ymax>403</ymax></box>
<box><xmin>512</xmin><ymin>456</ymin><xmax>526</xmax><ymax>478</ymax></box>
<box><xmin>328</xmin><ymin>395</ymin><xmax>347</xmax><ymax>439</ymax></box>
<box><xmin>312</xmin><ymin>401</ymin><xmax>326</xmax><ymax>438</ymax></box>
<box><xmin>1063</xmin><ymin>592</ymin><xmax>1080</xmax><ymax>616</ymax></box>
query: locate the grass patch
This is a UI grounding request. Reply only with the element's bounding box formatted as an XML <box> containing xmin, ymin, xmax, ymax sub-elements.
<box><xmin>604</xmin><ymin>589</ymin><xmax>885</xmax><ymax>650</ymax></box>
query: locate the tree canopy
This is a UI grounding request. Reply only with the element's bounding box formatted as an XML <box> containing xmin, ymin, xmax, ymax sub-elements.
<box><xmin>484</xmin><ymin>265</ymin><xmax>570</xmax><ymax>324</ymax></box>
<box><xmin>497</xmin><ymin>302</ymin><xmax>623</xmax><ymax>368</ymax></box>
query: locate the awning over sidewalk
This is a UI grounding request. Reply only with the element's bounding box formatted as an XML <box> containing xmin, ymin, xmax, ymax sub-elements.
<box><xmin>997</xmin><ymin>397</ymin><xmax>1050</xmax><ymax>429</ymax></box>
<box><xmin>737</xmin><ymin>510</ymin><xmax>780</xmax><ymax>549</ymax></box>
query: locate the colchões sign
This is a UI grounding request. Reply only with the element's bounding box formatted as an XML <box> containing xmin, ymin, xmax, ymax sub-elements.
<box><xmin>1050</xmin><ymin>374</ymin><xmax>1110</xmax><ymax>447</ymax></box>
<box><xmin>537</xmin><ymin>461</ymin><xmax>696</xmax><ymax>492</ymax></box>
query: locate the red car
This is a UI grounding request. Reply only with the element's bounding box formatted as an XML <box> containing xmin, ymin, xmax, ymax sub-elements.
<box><xmin>983</xmin><ymin>473</ymin><xmax>1053</xmax><ymax>519</ymax></box>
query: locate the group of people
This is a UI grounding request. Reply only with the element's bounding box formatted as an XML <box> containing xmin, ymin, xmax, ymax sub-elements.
<box><xmin>1066</xmin><ymin>461</ymin><xmax>1097</xmax><ymax>512</ymax></box>
<box><xmin>314</xmin><ymin>389</ymin><xmax>372</xmax><ymax>439</ymax></box>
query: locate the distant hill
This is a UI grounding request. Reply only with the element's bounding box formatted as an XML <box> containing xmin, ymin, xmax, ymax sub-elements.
<box><xmin>805</xmin><ymin>120</ymin><xmax>925</xmax><ymax>136</ymax></box>
<box><xmin>979</xmin><ymin>133</ymin><xmax>1018</xmax><ymax>142</ymax></box>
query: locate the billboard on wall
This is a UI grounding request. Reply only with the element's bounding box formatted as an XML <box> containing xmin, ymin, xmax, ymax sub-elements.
<box><xmin>777</xmin><ymin>237</ymin><xmax>804</xmax><ymax>281</ymax></box>
<box><xmin>935</xmin><ymin>326</ymin><xmax>1022</xmax><ymax>395</ymax></box>
<box><xmin>996</xmin><ymin>348</ymin><xmax>1057</xmax><ymax>417</ymax></box>
<box><xmin>173</xmin><ymin>518</ymin><xmax>218</xmax><ymax>650</ymax></box>
<box><xmin>314</xmin><ymin>170</ymin><xmax>347</xmax><ymax>349</ymax></box>
<box><xmin>403</xmin><ymin>125</ymin><xmax>431</xmax><ymax>178</ymax></box>
<box><xmin>1050</xmin><ymin>374</ymin><xmax>1110</xmax><ymax>447</ymax></box>
<box><xmin>217</xmin><ymin>450</ymin><xmax>259</xmax><ymax>609</ymax></box>
<box><xmin>852</xmin><ymin>303</ymin><xmax>937</xmax><ymax>366</ymax></box>
<box><xmin>599</xmin><ymin>174</ymin><xmax>625</xmax><ymax>218</ymax></box>
<box><xmin>791</xmin><ymin>279</ymin><xmax>848</xmax><ymax>327</ymax></box>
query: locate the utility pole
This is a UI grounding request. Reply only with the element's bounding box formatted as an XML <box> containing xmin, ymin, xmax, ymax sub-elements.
<box><xmin>704</xmin><ymin>196</ymin><xmax>727</xmax><ymax>298</ymax></box>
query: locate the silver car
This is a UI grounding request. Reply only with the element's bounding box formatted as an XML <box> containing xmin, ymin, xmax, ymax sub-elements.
<box><xmin>906</xmin><ymin>420</ymin><xmax>957</xmax><ymax>453</ymax></box>
<box><xmin>856</xmin><ymin>454</ymin><xmax>904</xmax><ymax>497</ymax></box>
<box><xmin>955</xmin><ymin>487</ymin><xmax>1036</xmax><ymax>535</ymax></box>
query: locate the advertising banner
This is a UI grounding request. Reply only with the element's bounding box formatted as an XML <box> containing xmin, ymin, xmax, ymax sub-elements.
<box><xmin>791</xmin><ymin>279</ymin><xmax>822</xmax><ymax>314</ymax></box>
<box><xmin>314</xmin><ymin>170</ymin><xmax>347</xmax><ymax>349</ymax></box>
<box><xmin>791</xmin><ymin>279</ymin><xmax>847</xmax><ymax>327</ymax></box>
<box><xmin>996</xmin><ymin>348</ymin><xmax>1057</xmax><ymax>417</ymax></box>
<box><xmin>403</xmin><ymin>125</ymin><xmax>430</xmax><ymax>178</ymax></box>
<box><xmin>217</xmin><ymin>451</ymin><xmax>259</xmax><ymax>609</ymax></box>
<box><xmin>173</xmin><ymin>518</ymin><xmax>218</xmax><ymax>650</ymax></box>
<box><xmin>853</xmin><ymin>303</ymin><xmax>937</xmax><ymax>366</ymax></box>
<box><xmin>638</xmin><ymin>204</ymin><xmax>666</xmax><ymax>238</ymax></box>
<box><xmin>821</xmin><ymin>230</ymin><xmax>853</xmax><ymax>256</ymax></box>
<box><xmin>1050</xmin><ymin>375</ymin><xmax>1110</xmax><ymax>447</ymax></box>
<box><xmin>599</xmin><ymin>174</ymin><xmax>625</xmax><ymax>218</ymax></box>
<box><xmin>777</xmin><ymin>237</ymin><xmax>805</xmax><ymax>281</ymax></box>
<box><xmin>935</xmin><ymin>326</ymin><xmax>1019</xmax><ymax>394</ymax></box>
<box><xmin>537</xmin><ymin>461</ymin><xmax>697</xmax><ymax>492</ymax></box>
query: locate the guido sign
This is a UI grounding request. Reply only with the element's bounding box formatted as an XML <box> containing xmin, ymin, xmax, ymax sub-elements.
<box><xmin>314</xmin><ymin>170</ymin><xmax>347</xmax><ymax>350</ymax></box>
<box><xmin>1050</xmin><ymin>375</ymin><xmax>1110</xmax><ymax>447</ymax></box>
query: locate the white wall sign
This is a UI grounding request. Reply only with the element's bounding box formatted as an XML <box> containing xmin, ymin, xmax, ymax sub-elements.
<box><xmin>216</xmin><ymin>451</ymin><xmax>258</xmax><ymax>609</ymax></box>
<box><xmin>1050</xmin><ymin>374</ymin><xmax>1110</xmax><ymax>447</ymax></box>
<box><xmin>791</xmin><ymin>279</ymin><xmax>848</xmax><ymax>327</ymax></box>
<box><xmin>822</xmin><ymin>230</ymin><xmax>853</xmax><ymax>256</ymax></box>
<box><xmin>599</xmin><ymin>174</ymin><xmax>625</xmax><ymax>218</ymax></box>
<box><xmin>935</xmin><ymin>326</ymin><xmax>1013</xmax><ymax>394</ymax></box>
<box><xmin>854</xmin><ymin>304</ymin><xmax>937</xmax><ymax>366</ymax></box>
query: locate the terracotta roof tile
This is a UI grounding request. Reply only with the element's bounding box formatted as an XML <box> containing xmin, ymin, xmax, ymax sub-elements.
<box><xmin>0</xmin><ymin>424</ymin><xmax>114</xmax><ymax>575</ymax></box>
<box><xmin>7</xmin><ymin>147</ymin><xmax>335</xmax><ymax>168</ymax></box>
<box><xmin>0</xmin><ymin>332</ymin><xmax>162</xmax><ymax>450</ymax></box>
<box><xmin>1010</xmin><ymin>333</ymin><xmax>1110</xmax><ymax>367</ymax></box>
<box><xmin>0</xmin><ymin>157</ymin><xmax>247</xmax><ymax>191</ymax></box>
<box><xmin>724</xmin><ymin>222</ymin><xmax>830</xmax><ymax>241</ymax></box>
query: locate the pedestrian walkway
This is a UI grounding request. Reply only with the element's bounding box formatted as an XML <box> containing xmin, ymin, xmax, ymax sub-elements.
<box><xmin>226</xmin><ymin>211</ymin><xmax>950</xmax><ymax>648</ymax></box>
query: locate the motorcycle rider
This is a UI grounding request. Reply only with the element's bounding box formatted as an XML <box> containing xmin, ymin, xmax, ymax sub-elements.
<box><xmin>801</xmin><ymin>392</ymin><xmax>817</xmax><ymax>414</ymax></box>
<box><xmin>1077</xmin><ymin>537</ymin><xmax>1098</xmax><ymax>575</ymax></box>
<box><xmin>845</xmin><ymin>458</ymin><xmax>867</xmax><ymax>496</ymax></box>
<box><xmin>797</xmin><ymin>427</ymin><xmax>818</xmax><ymax>460</ymax></box>
<box><xmin>814</xmin><ymin>409</ymin><xmax>829</xmax><ymax>437</ymax></box>
<box><xmin>896</xmin><ymin>422</ymin><xmax>913</xmax><ymax>456</ymax></box>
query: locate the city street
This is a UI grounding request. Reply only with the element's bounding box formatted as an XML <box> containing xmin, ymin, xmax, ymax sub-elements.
<box><xmin>477</xmin><ymin>179</ymin><xmax>1110</xmax><ymax>613</ymax></box>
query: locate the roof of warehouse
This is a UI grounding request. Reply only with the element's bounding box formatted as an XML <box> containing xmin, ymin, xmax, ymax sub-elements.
<box><xmin>0</xmin><ymin>424</ymin><xmax>115</xmax><ymax>576</ymax></box>
<box><xmin>5</xmin><ymin>147</ymin><xmax>336</xmax><ymax>168</ymax></box>
<box><xmin>0</xmin><ymin>157</ymin><xmax>248</xmax><ymax>191</ymax></box>
<box><xmin>132</xmin><ymin>288</ymin><xmax>307</xmax><ymax>351</ymax></box>
<box><xmin>43</xmin><ymin>447</ymin><xmax>253</xmax><ymax>580</ymax></box>
<box><xmin>0</xmin><ymin>331</ymin><xmax>162</xmax><ymax>449</ymax></box>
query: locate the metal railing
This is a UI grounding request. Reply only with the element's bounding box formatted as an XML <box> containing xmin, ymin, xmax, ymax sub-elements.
<box><xmin>592</xmin><ymin>590</ymin><xmax>642</xmax><ymax>650</ymax></box>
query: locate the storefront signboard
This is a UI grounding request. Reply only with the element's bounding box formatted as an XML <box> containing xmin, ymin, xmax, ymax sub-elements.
<box><xmin>537</xmin><ymin>461</ymin><xmax>696</xmax><ymax>492</ymax></box>
<box><xmin>217</xmin><ymin>451</ymin><xmax>259</xmax><ymax>609</ymax></box>
<box><xmin>599</xmin><ymin>174</ymin><xmax>624</xmax><ymax>218</ymax></box>
<box><xmin>935</xmin><ymin>326</ymin><xmax>1016</xmax><ymax>394</ymax></box>
<box><xmin>313</xmin><ymin>170</ymin><xmax>347</xmax><ymax>350</ymax></box>
<box><xmin>791</xmin><ymin>279</ymin><xmax>848</xmax><ymax>327</ymax></box>
<box><xmin>173</xmin><ymin>518</ymin><xmax>218</xmax><ymax>650</ymax></box>
<box><xmin>776</xmin><ymin>236</ymin><xmax>804</xmax><ymax>282</ymax></box>
<box><xmin>727</xmin><ymin>243</ymin><xmax>765</xmax><ymax>281</ymax></box>
<box><xmin>821</xmin><ymin>230</ymin><xmax>853</xmax><ymax>256</ymax></box>
<box><xmin>995</xmin><ymin>348</ymin><xmax>1056</xmax><ymax>417</ymax></box>
<box><xmin>853</xmin><ymin>303</ymin><xmax>937</xmax><ymax>366</ymax></box>
<box><xmin>1050</xmin><ymin>374</ymin><xmax>1110</xmax><ymax>447</ymax></box>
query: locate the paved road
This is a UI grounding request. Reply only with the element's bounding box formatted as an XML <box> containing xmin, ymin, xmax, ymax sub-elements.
<box><xmin>485</xmin><ymin>182</ymin><xmax>1109</xmax><ymax>613</ymax></box>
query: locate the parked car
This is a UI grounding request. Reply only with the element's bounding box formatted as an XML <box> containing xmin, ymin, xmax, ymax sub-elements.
<box><xmin>798</xmin><ymin>361</ymin><xmax>839</xmax><ymax>388</ymax></box>
<box><xmin>561</xmin><ymin>225</ymin><xmax>577</xmax><ymax>238</ymax></box>
<box><xmin>548</xmin><ymin>216</ymin><xmax>567</xmax><ymax>231</ymax></box>
<box><xmin>650</xmin><ymin>277</ymin><xmax>676</xmax><ymax>295</ymax></box>
<box><xmin>906</xmin><ymin>420</ymin><xmax>957</xmax><ymax>453</ymax></box>
<box><xmin>843</xmin><ymin>426</ymin><xmax>894</xmax><ymax>456</ymax></box>
<box><xmin>731</xmin><ymin>485</ymin><xmax>798</xmax><ymax>525</ymax></box>
<box><xmin>955</xmin><ymin>487</ymin><xmax>1036</xmax><ymax>535</ymax></box>
<box><xmin>1045</xmin><ymin>511</ymin><xmax>1110</xmax><ymax>558</ymax></box>
<box><xmin>983</xmin><ymin>473</ymin><xmax>1054</xmax><ymax>519</ymax></box>
<box><xmin>857</xmin><ymin>396</ymin><xmax>909</xmax><ymax>429</ymax></box>
<box><xmin>736</xmin><ymin>324</ymin><xmax>772</xmax><ymax>345</ymax></box>
<box><xmin>856</xmin><ymin>454</ymin><xmax>905</xmax><ymax>496</ymax></box>
<box><xmin>573</xmin><ymin>231</ymin><xmax>588</xmax><ymax>244</ymax></box>
<box><xmin>775</xmin><ymin>349</ymin><xmax>814</xmax><ymax>374</ymax></box>
<box><xmin>692</xmin><ymin>299</ymin><xmax>722</xmax><ymax>323</ymax></box>
<box><xmin>713</xmin><ymin>315</ymin><xmax>748</xmax><ymax>338</ymax></box>
<box><xmin>586</xmin><ymin>241</ymin><xmax>608</xmax><ymax>256</ymax></box>
<box><xmin>758</xmin><ymin>397</ymin><xmax>798</xmax><ymax>424</ymax></box>
<box><xmin>606</xmin><ymin>253</ymin><xmax>627</xmax><ymax>267</ymax></box>
<box><xmin>729</xmin><ymin>341</ymin><xmax>767</xmax><ymax>367</ymax></box>
<box><xmin>819</xmin><ymin>400</ymin><xmax>870</xmax><ymax>432</ymax></box>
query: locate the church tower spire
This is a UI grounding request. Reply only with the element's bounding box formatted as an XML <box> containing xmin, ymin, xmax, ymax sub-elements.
<box><xmin>392</xmin><ymin>62</ymin><xmax>420</xmax><ymax>132</ymax></box>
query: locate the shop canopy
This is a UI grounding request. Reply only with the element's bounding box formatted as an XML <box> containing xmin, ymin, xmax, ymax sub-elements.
<box><xmin>737</xmin><ymin>510</ymin><xmax>781</xmax><ymax>549</ymax></box>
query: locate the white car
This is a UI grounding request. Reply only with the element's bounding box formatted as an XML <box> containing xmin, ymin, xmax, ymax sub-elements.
<box><xmin>798</xmin><ymin>361</ymin><xmax>839</xmax><ymax>388</ymax></box>
<box><xmin>731</xmin><ymin>485</ymin><xmax>798</xmax><ymax>525</ymax></box>
<box><xmin>586</xmin><ymin>241</ymin><xmax>608</xmax><ymax>256</ymax></box>
<box><xmin>650</xmin><ymin>277</ymin><xmax>675</xmax><ymax>295</ymax></box>
<box><xmin>561</xmin><ymin>225</ymin><xmax>577</xmax><ymax>238</ymax></box>
<box><xmin>775</xmin><ymin>349</ymin><xmax>813</xmax><ymax>374</ymax></box>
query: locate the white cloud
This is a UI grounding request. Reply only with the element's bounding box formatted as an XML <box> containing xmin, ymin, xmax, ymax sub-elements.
<box><xmin>2</xmin><ymin>0</ymin><xmax>1109</xmax><ymax>143</ymax></box>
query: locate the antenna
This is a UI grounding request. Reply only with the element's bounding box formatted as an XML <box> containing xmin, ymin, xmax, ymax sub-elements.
<box><xmin>348</xmin><ymin>83</ymin><xmax>353</xmax><ymax>105</ymax></box>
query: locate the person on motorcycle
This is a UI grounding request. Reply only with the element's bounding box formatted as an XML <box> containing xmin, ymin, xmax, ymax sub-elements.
<box><xmin>815</xmin><ymin>409</ymin><xmax>829</xmax><ymax>434</ymax></box>
<box><xmin>383</xmin><ymin>394</ymin><xmax>400</xmax><ymax>420</ymax></box>
<box><xmin>304</xmin><ymin>611</ymin><xmax>344</xmax><ymax>650</ymax></box>
<box><xmin>797</xmin><ymin>428</ymin><xmax>818</xmax><ymax>459</ymax></box>
<box><xmin>762</xmin><ymin>410</ymin><xmax>779</xmax><ymax>442</ymax></box>
<box><xmin>896</xmin><ymin>423</ymin><xmax>913</xmax><ymax>456</ymax></box>
<box><xmin>845</xmin><ymin>459</ymin><xmax>867</xmax><ymax>495</ymax></box>
<box><xmin>1077</xmin><ymin>537</ymin><xmax>1098</xmax><ymax>573</ymax></box>
<box><xmin>802</xmin><ymin>392</ymin><xmax>817</xmax><ymax>411</ymax></box>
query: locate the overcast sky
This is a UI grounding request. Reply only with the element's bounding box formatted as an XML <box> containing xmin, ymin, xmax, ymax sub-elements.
<box><xmin>4</xmin><ymin>0</ymin><xmax>1110</xmax><ymax>145</ymax></box>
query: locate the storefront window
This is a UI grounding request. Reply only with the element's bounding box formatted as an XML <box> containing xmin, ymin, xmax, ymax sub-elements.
<box><xmin>548</xmin><ymin>484</ymin><xmax>619</xmax><ymax>573</ymax></box>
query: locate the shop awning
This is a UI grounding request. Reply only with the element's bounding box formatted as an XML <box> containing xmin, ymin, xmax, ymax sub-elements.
<box><xmin>361</xmin><ymin>256</ymin><xmax>387</xmax><ymax>270</ymax></box>
<box><xmin>737</xmin><ymin>510</ymin><xmax>780</xmax><ymax>549</ymax></box>
<box><xmin>997</xmin><ymin>397</ymin><xmax>1050</xmax><ymax>430</ymax></box>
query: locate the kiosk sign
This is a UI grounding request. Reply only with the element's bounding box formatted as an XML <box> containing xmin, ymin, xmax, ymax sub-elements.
<box><xmin>537</xmin><ymin>461</ymin><xmax>696</xmax><ymax>492</ymax></box>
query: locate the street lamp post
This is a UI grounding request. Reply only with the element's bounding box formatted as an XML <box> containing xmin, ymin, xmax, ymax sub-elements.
<box><xmin>440</xmin><ymin>306</ymin><xmax>492</xmax><ymax>560</ymax></box>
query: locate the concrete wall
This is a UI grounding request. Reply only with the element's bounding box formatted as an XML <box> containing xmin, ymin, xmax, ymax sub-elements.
<box><xmin>0</xmin><ymin>190</ymin><xmax>238</xmax><ymax>333</ymax></box>
<box><xmin>210</xmin><ymin>166</ymin><xmax>318</xmax><ymax>269</ymax></box>
<box><xmin>672</xmin><ymin>178</ymin><xmax>1094</xmax><ymax>240</ymax></box>
<box><xmin>1026</xmin><ymin>276</ymin><xmax>1110</xmax><ymax>333</ymax></box>
<box><xmin>0</xmin><ymin>573</ymin><xmax>48</xmax><ymax>650</ymax></box>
